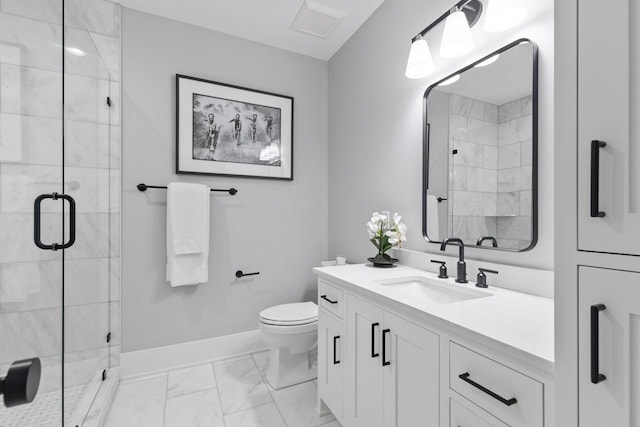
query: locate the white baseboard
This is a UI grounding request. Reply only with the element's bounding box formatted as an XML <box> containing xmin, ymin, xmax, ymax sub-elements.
<box><xmin>120</xmin><ymin>330</ymin><xmax>267</xmax><ymax>379</ymax></box>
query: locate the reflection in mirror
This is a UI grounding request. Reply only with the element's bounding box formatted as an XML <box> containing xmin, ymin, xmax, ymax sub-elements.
<box><xmin>424</xmin><ymin>39</ymin><xmax>537</xmax><ymax>251</ymax></box>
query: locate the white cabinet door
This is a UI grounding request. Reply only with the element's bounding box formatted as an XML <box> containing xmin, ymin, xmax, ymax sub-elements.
<box><xmin>578</xmin><ymin>267</ymin><xmax>640</xmax><ymax>426</ymax></box>
<box><xmin>318</xmin><ymin>310</ymin><xmax>344</xmax><ymax>420</ymax></box>
<box><xmin>382</xmin><ymin>310</ymin><xmax>439</xmax><ymax>427</ymax></box>
<box><xmin>346</xmin><ymin>294</ymin><xmax>385</xmax><ymax>427</ymax></box>
<box><xmin>577</xmin><ymin>0</ymin><xmax>640</xmax><ymax>255</ymax></box>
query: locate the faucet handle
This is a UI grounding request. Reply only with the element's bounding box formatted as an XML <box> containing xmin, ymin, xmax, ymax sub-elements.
<box><xmin>430</xmin><ymin>260</ymin><xmax>448</xmax><ymax>279</ymax></box>
<box><xmin>476</xmin><ymin>268</ymin><xmax>498</xmax><ymax>288</ymax></box>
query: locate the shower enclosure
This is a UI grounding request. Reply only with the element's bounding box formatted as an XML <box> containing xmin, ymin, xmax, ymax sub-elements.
<box><xmin>0</xmin><ymin>0</ymin><xmax>121</xmax><ymax>425</ymax></box>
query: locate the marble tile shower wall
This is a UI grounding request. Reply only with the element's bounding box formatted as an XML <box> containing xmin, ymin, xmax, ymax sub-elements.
<box><xmin>0</xmin><ymin>0</ymin><xmax>120</xmax><ymax>394</ymax></box>
<box><xmin>448</xmin><ymin>94</ymin><xmax>532</xmax><ymax>249</ymax></box>
<box><xmin>448</xmin><ymin>94</ymin><xmax>499</xmax><ymax>244</ymax></box>
<box><xmin>496</xmin><ymin>96</ymin><xmax>532</xmax><ymax>250</ymax></box>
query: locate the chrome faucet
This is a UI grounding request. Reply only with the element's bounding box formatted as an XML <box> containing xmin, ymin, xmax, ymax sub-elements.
<box><xmin>440</xmin><ymin>238</ymin><xmax>467</xmax><ymax>283</ymax></box>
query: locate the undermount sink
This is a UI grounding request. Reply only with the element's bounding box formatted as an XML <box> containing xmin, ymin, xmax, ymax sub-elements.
<box><xmin>374</xmin><ymin>276</ymin><xmax>491</xmax><ymax>304</ymax></box>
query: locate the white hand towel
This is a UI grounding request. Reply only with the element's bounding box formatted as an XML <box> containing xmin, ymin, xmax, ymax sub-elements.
<box><xmin>166</xmin><ymin>182</ymin><xmax>210</xmax><ymax>286</ymax></box>
<box><xmin>426</xmin><ymin>195</ymin><xmax>440</xmax><ymax>241</ymax></box>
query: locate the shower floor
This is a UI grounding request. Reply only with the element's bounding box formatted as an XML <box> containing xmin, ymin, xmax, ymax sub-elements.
<box><xmin>0</xmin><ymin>385</ymin><xmax>85</xmax><ymax>427</ymax></box>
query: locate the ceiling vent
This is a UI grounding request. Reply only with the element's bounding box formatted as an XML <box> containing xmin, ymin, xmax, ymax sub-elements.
<box><xmin>290</xmin><ymin>1</ymin><xmax>345</xmax><ymax>39</ymax></box>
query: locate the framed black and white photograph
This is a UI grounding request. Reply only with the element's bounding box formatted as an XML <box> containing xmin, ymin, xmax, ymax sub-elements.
<box><xmin>176</xmin><ymin>74</ymin><xmax>293</xmax><ymax>180</ymax></box>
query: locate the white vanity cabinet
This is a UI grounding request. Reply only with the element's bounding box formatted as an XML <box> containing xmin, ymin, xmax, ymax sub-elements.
<box><xmin>576</xmin><ymin>0</ymin><xmax>640</xmax><ymax>256</ymax></box>
<box><xmin>346</xmin><ymin>294</ymin><xmax>439</xmax><ymax>427</ymax></box>
<box><xmin>316</xmin><ymin>271</ymin><xmax>553</xmax><ymax>427</ymax></box>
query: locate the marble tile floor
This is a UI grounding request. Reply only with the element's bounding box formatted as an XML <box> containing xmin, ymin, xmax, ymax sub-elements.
<box><xmin>105</xmin><ymin>351</ymin><xmax>342</xmax><ymax>427</ymax></box>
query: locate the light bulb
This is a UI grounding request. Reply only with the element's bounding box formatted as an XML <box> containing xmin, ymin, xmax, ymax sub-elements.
<box><xmin>405</xmin><ymin>37</ymin><xmax>435</xmax><ymax>79</ymax></box>
<box><xmin>475</xmin><ymin>54</ymin><xmax>500</xmax><ymax>67</ymax></box>
<box><xmin>439</xmin><ymin>74</ymin><xmax>460</xmax><ymax>86</ymax></box>
<box><xmin>483</xmin><ymin>0</ymin><xmax>527</xmax><ymax>32</ymax></box>
<box><xmin>440</xmin><ymin>9</ymin><xmax>474</xmax><ymax>58</ymax></box>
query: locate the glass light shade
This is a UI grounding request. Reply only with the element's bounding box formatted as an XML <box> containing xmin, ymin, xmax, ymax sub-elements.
<box><xmin>440</xmin><ymin>10</ymin><xmax>474</xmax><ymax>58</ymax></box>
<box><xmin>475</xmin><ymin>54</ymin><xmax>500</xmax><ymax>67</ymax></box>
<box><xmin>405</xmin><ymin>37</ymin><xmax>434</xmax><ymax>79</ymax></box>
<box><xmin>483</xmin><ymin>0</ymin><xmax>527</xmax><ymax>32</ymax></box>
<box><xmin>439</xmin><ymin>74</ymin><xmax>460</xmax><ymax>86</ymax></box>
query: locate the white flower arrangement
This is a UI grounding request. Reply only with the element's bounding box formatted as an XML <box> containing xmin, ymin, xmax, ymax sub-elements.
<box><xmin>366</xmin><ymin>212</ymin><xmax>407</xmax><ymax>257</ymax></box>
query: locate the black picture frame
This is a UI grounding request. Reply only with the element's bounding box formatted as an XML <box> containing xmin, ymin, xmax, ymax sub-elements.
<box><xmin>176</xmin><ymin>74</ymin><xmax>294</xmax><ymax>180</ymax></box>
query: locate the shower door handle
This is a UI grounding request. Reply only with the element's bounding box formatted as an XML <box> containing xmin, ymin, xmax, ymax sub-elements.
<box><xmin>0</xmin><ymin>358</ymin><xmax>41</xmax><ymax>407</ymax></box>
<box><xmin>34</xmin><ymin>193</ymin><xmax>76</xmax><ymax>250</ymax></box>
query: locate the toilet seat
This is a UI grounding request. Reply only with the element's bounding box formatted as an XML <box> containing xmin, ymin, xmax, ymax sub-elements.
<box><xmin>259</xmin><ymin>302</ymin><xmax>318</xmax><ymax>326</ymax></box>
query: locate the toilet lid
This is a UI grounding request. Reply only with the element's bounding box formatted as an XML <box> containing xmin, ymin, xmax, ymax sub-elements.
<box><xmin>259</xmin><ymin>302</ymin><xmax>318</xmax><ymax>325</ymax></box>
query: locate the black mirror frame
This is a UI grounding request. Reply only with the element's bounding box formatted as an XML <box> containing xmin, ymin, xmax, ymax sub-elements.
<box><xmin>422</xmin><ymin>38</ymin><xmax>539</xmax><ymax>252</ymax></box>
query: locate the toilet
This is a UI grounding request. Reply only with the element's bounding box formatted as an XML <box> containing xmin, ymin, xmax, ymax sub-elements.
<box><xmin>259</xmin><ymin>301</ymin><xmax>318</xmax><ymax>389</ymax></box>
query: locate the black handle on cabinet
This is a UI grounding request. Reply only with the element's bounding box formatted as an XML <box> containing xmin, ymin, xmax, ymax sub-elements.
<box><xmin>590</xmin><ymin>304</ymin><xmax>607</xmax><ymax>384</ymax></box>
<box><xmin>458</xmin><ymin>372</ymin><xmax>517</xmax><ymax>406</ymax></box>
<box><xmin>333</xmin><ymin>336</ymin><xmax>340</xmax><ymax>364</ymax></box>
<box><xmin>34</xmin><ymin>193</ymin><xmax>76</xmax><ymax>251</ymax></box>
<box><xmin>371</xmin><ymin>323</ymin><xmax>379</xmax><ymax>358</ymax></box>
<box><xmin>590</xmin><ymin>140</ymin><xmax>606</xmax><ymax>218</ymax></box>
<box><xmin>1</xmin><ymin>358</ymin><xmax>41</xmax><ymax>407</ymax></box>
<box><xmin>382</xmin><ymin>329</ymin><xmax>391</xmax><ymax>366</ymax></box>
<box><xmin>320</xmin><ymin>295</ymin><xmax>338</xmax><ymax>304</ymax></box>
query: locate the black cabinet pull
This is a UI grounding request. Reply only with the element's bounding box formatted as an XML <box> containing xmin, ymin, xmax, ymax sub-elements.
<box><xmin>34</xmin><ymin>193</ymin><xmax>76</xmax><ymax>251</ymax></box>
<box><xmin>590</xmin><ymin>140</ymin><xmax>606</xmax><ymax>218</ymax></box>
<box><xmin>591</xmin><ymin>304</ymin><xmax>607</xmax><ymax>384</ymax></box>
<box><xmin>382</xmin><ymin>329</ymin><xmax>391</xmax><ymax>366</ymax></box>
<box><xmin>320</xmin><ymin>295</ymin><xmax>338</xmax><ymax>304</ymax></box>
<box><xmin>458</xmin><ymin>372</ymin><xmax>517</xmax><ymax>406</ymax></box>
<box><xmin>333</xmin><ymin>336</ymin><xmax>340</xmax><ymax>364</ymax></box>
<box><xmin>371</xmin><ymin>323</ymin><xmax>379</xmax><ymax>358</ymax></box>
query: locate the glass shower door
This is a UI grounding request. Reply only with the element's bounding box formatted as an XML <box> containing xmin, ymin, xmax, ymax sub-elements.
<box><xmin>0</xmin><ymin>1</ymin><xmax>65</xmax><ymax>425</ymax></box>
<box><xmin>0</xmin><ymin>0</ymin><xmax>117</xmax><ymax>425</ymax></box>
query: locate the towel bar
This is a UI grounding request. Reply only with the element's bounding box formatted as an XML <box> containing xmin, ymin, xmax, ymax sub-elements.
<box><xmin>137</xmin><ymin>183</ymin><xmax>237</xmax><ymax>195</ymax></box>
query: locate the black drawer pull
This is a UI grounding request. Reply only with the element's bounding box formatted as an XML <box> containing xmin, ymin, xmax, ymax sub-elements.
<box><xmin>591</xmin><ymin>304</ymin><xmax>607</xmax><ymax>384</ymax></box>
<box><xmin>371</xmin><ymin>323</ymin><xmax>379</xmax><ymax>358</ymax></box>
<box><xmin>382</xmin><ymin>329</ymin><xmax>391</xmax><ymax>366</ymax></box>
<box><xmin>590</xmin><ymin>140</ymin><xmax>606</xmax><ymax>218</ymax></box>
<box><xmin>333</xmin><ymin>336</ymin><xmax>340</xmax><ymax>364</ymax></box>
<box><xmin>458</xmin><ymin>372</ymin><xmax>517</xmax><ymax>406</ymax></box>
<box><xmin>320</xmin><ymin>295</ymin><xmax>338</xmax><ymax>304</ymax></box>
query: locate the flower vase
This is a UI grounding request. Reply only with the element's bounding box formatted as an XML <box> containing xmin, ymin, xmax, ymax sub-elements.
<box><xmin>367</xmin><ymin>252</ymin><xmax>399</xmax><ymax>268</ymax></box>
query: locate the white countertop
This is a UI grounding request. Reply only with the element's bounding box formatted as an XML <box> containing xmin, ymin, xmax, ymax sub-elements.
<box><xmin>313</xmin><ymin>264</ymin><xmax>554</xmax><ymax>371</ymax></box>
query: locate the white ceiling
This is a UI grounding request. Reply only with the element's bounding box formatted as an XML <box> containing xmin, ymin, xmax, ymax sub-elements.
<box><xmin>113</xmin><ymin>0</ymin><xmax>386</xmax><ymax>60</ymax></box>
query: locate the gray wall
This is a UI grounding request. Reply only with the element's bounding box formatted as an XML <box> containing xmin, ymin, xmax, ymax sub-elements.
<box><xmin>328</xmin><ymin>0</ymin><xmax>554</xmax><ymax>270</ymax></box>
<box><xmin>122</xmin><ymin>9</ymin><xmax>328</xmax><ymax>352</ymax></box>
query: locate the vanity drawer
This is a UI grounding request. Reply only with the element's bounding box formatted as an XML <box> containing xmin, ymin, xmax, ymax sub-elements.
<box><xmin>450</xmin><ymin>398</ymin><xmax>491</xmax><ymax>427</ymax></box>
<box><xmin>449</xmin><ymin>342</ymin><xmax>543</xmax><ymax>427</ymax></box>
<box><xmin>318</xmin><ymin>280</ymin><xmax>344</xmax><ymax>319</ymax></box>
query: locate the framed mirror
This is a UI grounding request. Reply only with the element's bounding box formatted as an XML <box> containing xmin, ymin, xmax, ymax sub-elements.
<box><xmin>423</xmin><ymin>39</ymin><xmax>538</xmax><ymax>251</ymax></box>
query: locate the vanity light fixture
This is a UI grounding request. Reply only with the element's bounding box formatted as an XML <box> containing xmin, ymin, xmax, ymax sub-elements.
<box><xmin>440</xmin><ymin>7</ymin><xmax>475</xmax><ymax>58</ymax></box>
<box><xmin>483</xmin><ymin>0</ymin><xmax>527</xmax><ymax>32</ymax></box>
<box><xmin>405</xmin><ymin>0</ymin><xmax>528</xmax><ymax>78</ymax></box>
<box><xmin>474</xmin><ymin>53</ymin><xmax>500</xmax><ymax>67</ymax></box>
<box><xmin>438</xmin><ymin>74</ymin><xmax>460</xmax><ymax>86</ymax></box>
<box><xmin>405</xmin><ymin>35</ymin><xmax>435</xmax><ymax>79</ymax></box>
